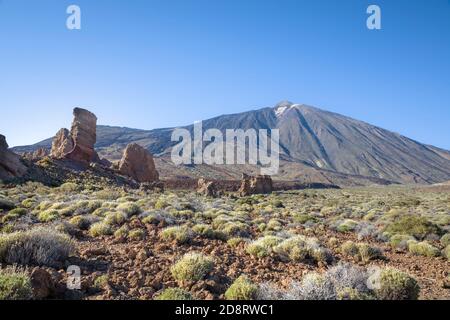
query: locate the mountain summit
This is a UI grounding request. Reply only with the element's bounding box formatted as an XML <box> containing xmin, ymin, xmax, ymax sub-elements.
<box><xmin>13</xmin><ymin>102</ymin><xmax>450</xmax><ymax>185</ymax></box>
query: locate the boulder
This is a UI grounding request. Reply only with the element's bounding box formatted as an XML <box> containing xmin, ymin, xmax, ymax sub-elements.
<box><xmin>0</xmin><ymin>134</ymin><xmax>27</xmax><ymax>180</ymax></box>
<box><xmin>30</xmin><ymin>268</ymin><xmax>55</xmax><ymax>299</ymax></box>
<box><xmin>238</xmin><ymin>173</ymin><xmax>273</xmax><ymax>196</ymax></box>
<box><xmin>197</xmin><ymin>178</ymin><xmax>218</xmax><ymax>197</ymax></box>
<box><xmin>50</xmin><ymin>108</ymin><xmax>97</xmax><ymax>166</ymax></box>
<box><xmin>119</xmin><ymin>143</ymin><xmax>159</xmax><ymax>183</ymax></box>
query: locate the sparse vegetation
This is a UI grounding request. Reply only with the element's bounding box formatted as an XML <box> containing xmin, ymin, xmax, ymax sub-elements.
<box><xmin>384</xmin><ymin>215</ymin><xmax>441</xmax><ymax>240</ymax></box>
<box><xmin>0</xmin><ymin>267</ymin><xmax>33</xmax><ymax>300</ymax></box>
<box><xmin>0</xmin><ymin>227</ymin><xmax>74</xmax><ymax>267</ymax></box>
<box><xmin>171</xmin><ymin>253</ymin><xmax>214</xmax><ymax>282</ymax></box>
<box><xmin>161</xmin><ymin>226</ymin><xmax>193</xmax><ymax>244</ymax></box>
<box><xmin>225</xmin><ymin>275</ymin><xmax>258</xmax><ymax>300</ymax></box>
<box><xmin>155</xmin><ymin>288</ymin><xmax>193</xmax><ymax>300</ymax></box>
<box><xmin>0</xmin><ymin>183</ymin><xmax>447</xmax><ymax>300</ymax></box>
<box><xmin>370</xmin><ymin>267</ymin><xmax>420</xmax><ymax>300</ymax></box>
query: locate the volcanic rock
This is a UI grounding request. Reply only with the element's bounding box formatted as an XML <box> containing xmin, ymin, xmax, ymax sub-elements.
<box><xmin>238</xmin><ymin>173</ymin><xmax>273</xmax><ymax>196</ymax></box>
<box><xmin>24</xmin><ymin>147</ymin><xmax>49</xmax><ymax>161</ymax></box>
<box><xmin>50</xmin><ymin>128</ymin><xmax>73</xmax><ymax>159</ymax></box>
<box><xmin>0</xmin><ymin>134</ymin><xmax>27</xmax><ymax>180</ymax></box>
<box><xmin>197</xmin><ymin>178</ymin><xmax>218</xmax><ymax>197</ymax></box>
<box><xmin>50</xmin><ymin>108</ymin><xmax>97</xmax><ymax>165</ymax></box>
<box><xmin>65</xmin><ymin>108</ymin><xmax>97</xmax><ymax>164</ymax></box>
<box><xmin>119</xmin><ymin>143</ymin><xmax>159</xmax><ymax>183</ymax></box>
<box><xmin>30</xmin><ymin>268</ymin><xmax>55</xmax><ymax>299</ymax></box>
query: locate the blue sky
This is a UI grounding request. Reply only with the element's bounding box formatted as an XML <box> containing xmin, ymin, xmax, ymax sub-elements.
<box><xmin>0</xmin><ymin>0</ymin><xmax>449</xmax><ymax>149</ymax></box>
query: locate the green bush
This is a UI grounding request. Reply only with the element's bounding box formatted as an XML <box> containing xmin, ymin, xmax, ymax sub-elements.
<box><xmin>117</xmin><ymin>202</ymin><xmax>141</xmax><ymax>216</ymax></box>
<box><xmin>384</xmin><ymin>215</ymin><xmax>441</xmax><ymax>240</ymax></box>
<box><xmin>407</xmin><ymin>241</ymin><xmax>440</xmax><ymax>257</ymax></box>
<box><xmin>225</xmin><ymin>275</ymin><xmax>257</xmax><ymax>300</ymax></box>
<box><xmin>246</xmin><ymin>236</ymin><xmax>283</xmax><ymax>258</ymax></box>
<box><xmin>155</xmin><ymin>288</ymin><xmax>193</xmax><ymax>300</ymax></box>
<box><xmin>340</xmin><ymin>241</ymin><xmax>359</xmax><ymax>257</ymax></box>
<box><xmin>341</xmin><ymin>241</ymin><xmax>382</xmax><ymax>262</ymax></box>
<box><xmin>336</xmin><ymin>287</ymin><xmax>373</xmax><ymax>300</ymax></box>
<box><xmin>94</xmin><ymin>275</ymin><xmax>109</xmax><ymax>289</ymax></box>
<box><xmin>227</xmin><ymin>237</ymin><xmax>246</xmax><ymax>248</ymax></box>
<box><xmin>266</xmin><ymin>219</ymin><xmax>282</xmax><ymax>231</ymax></box>
<box><xmin>337</xmin><ymin>219</ymin><xmax>358</xmax><ymax>233</ymax></box>
<box><xmin>442</xmin><ymin>245</ymin><xmax>450</xmax><ymax>261</ymax></box>
<box><xmin>273</xmin><ymin>236</ymin><xmax>332</xmax><ymax>264</ymax></box>
<box><xmin>155</xmin><ymin>198</ymin><xmax>169</xmax><ymax>210</ymax></box>
<box><xmin>128</xmin><ymin>229</ymin><xmax>145</xmax><ymax>240</ymax></box>
<box><xmin>192</xmin><ymin>224</ymin><xmax>227</xmax><ymax>240</ymax></box>
<box><xmin>357</xmin><ymin>243</ymin><xmax>383</xmax><ymax>262</ymax></box>
<box><xmin>171</xmin><ymin>253</ymin><xmax>214</xmax><ymax>282</ymax></box>
<box><xmin>37</xmin><ymin>210</ymin><xmax>59</xmax><ymax>222</ymax></box>
<box><xmin>59</xmin><ymin>182</ymin><xmax>79</xmax><ymax>192</ymax></box>
<box><xmin>389</xmin><ymin>234</ymin><xmax>415</xmax><ymax>250</ymax></box>
<box><xmin>293</xmin><ymin>214</ymin><xmax>317</xmax><ymax>224</ymax></box>
<box><xmin>114</xmin><ymin>225</ymin><xmax>129</xmax><ymax>238</ymax></box>
<box><xmin>440</xmin><ymin>233</ymin><xmax>450</xmax><ymax>247</ymax></box>
<box><xmin>0</xmin><ymin>268</ymin><xmax>33</xmax><ymax>300</ymax></box>
<box><xmin>69</xmin><ymin>215</ymin><xmax>93</xmax><ymax>230</ymax></box>
<box><xmin>89</xmin><ymin>222</ymin><xmax>113</xmax><ymax>237</ymax></box>
<box><xmin>374</xmin><ymin>268</ymin><xmax>420</xmax><ymax>300</ymax></box>
<box><xmin>2</xmin><ymin>208</ymin><xmax>27</xmax><ymax>223</ymax></box>
<box><xmin>104</xmin><ymin>211</ymin><xmax>127</xmax><ymax>226</ymax></box>
<box><xmin>21</xmin><ymin>199</ymin><xmax>35</xmax><ymax>208</ymax></box>
<box><xmin>161</xmin><ymin>226</ymin><xmax>193</xmax><ymax>244</ymax></box>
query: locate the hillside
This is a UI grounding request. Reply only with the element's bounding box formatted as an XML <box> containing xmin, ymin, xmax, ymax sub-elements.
<box><xmin>13</xmin><ymin>102</ymin><xmax>450</xmax><ymax>185</ymax></box>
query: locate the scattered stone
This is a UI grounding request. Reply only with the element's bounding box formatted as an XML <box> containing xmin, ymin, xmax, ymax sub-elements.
<box><xmin>118</xmin><ymin>143</ymin><xmax>159</xmax><ymax>183</ymax></box>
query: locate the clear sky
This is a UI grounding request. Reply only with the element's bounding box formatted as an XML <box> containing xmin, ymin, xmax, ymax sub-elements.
<box><xmin>1</xmin><ymin>0</ymin><xmax>449</xmax><ymax>149</ymax></box>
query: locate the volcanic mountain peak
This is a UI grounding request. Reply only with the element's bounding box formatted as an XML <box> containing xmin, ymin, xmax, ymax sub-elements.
<box><xmin>12</xmin><ymin>102</ymin><xmax>450</xmax><ymax>185</ymax></box>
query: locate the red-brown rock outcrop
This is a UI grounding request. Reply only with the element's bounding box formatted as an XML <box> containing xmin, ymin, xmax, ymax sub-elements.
<box><xmin>238</xmin><ymin>173</ymin><xmax>273</xmax><ymax>196</ymax></box>
<box><xmin>118</xmin><ymin>143</ymin><xmax>159</xmax><ymax>183</ymax></box>
<box><xmin>0</xmin><ymin>134</ymin><xmax>28</xmax><ymax>180</ymax></box>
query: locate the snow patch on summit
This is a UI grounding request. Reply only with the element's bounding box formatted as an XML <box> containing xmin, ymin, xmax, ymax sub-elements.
<box><xmin>275</xmin><ymin>104</ymin><xmax>300</xmax><ymax>118</ymax></box>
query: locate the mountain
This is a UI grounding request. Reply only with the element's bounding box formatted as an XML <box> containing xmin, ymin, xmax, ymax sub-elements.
<box><xmin>13</xmin><ymin>101</ymin><xmax>450</xmax><ymax>185</ymax></box>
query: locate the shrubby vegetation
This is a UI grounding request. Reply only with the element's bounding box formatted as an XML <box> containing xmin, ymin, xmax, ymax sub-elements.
<box><xmin>0</xmin><ymin>267</ymin><xmax>33</xmax><ymax>300</ymax></box>
<box><xmin>171</xmin><ymin>252</ymin><xmax>214</xmax><ymax>282</ymax></box>
<box><xmin>0</xmin><ymin>227</ymin><xmax>74</xmax><ymax>267</ymax></box>
<box><xmin>0</xmin><ymin>183</ymin><xmax>446</xmax><ymax>300</ymax></box>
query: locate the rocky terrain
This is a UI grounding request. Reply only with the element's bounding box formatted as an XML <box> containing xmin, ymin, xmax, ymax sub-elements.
<box><xmin>0</xmin><ymin>181</ymin><xmax>449</xmax><ymax>300</ymax></box>
<box><xmin>13</xmin><ymin>102</ymin><xmax>450</xmax><ymax>186</ymax></box>
<box><xmin>0</xmin><ymin>107</ymin><xmax>449</xmax><ymax>301</ymax></box>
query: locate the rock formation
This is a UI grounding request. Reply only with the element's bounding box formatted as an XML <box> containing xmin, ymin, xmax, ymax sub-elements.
<box><xmin>118</xmin><ymin>143</ymin><xmax>159</xmax><ymax>183</ymax></box>
<box><xmin>24</xmin><ymin>148</ymin><xmax>49</xmax><ymax>161</ymax></box>
<box><xmin>197</xmin><ymin>178</ymin><xmax>218</xmax><ymax>197</ymax></box>
<box><xmin>50</xmin><ymin>128</ymin><xmax>73</xmax><ymax>159</ymax></box>
<box><xmin>0</xmin><ymin>134</ymin><xmax>28</xmax><ymax>180</ymax></box>
<box><xmin>238</xmin><ymin>173</ymin><xmax>273</xmax><ymax>196</ymax></box>
<box><xmin>50</xmin><ymin>108</ymin><xmax>97</xmax><ymax>166</ymax></box>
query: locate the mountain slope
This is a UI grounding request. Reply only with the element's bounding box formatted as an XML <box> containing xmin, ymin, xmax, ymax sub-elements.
<box><xmin>13</xmin><ymin>102</ymin><xmax>450</xmax><ymax>184</ymax></box>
